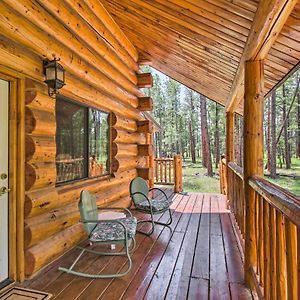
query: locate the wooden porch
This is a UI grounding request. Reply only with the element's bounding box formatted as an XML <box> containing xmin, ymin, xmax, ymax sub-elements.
<box><xmin>19</xmin><ymin>189</ymin><xmax>254</xmax><ymax>300</ymax></box>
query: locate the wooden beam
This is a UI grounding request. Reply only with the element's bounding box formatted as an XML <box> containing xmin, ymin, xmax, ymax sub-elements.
<box><xmin>137</xmin><ymin>144</ymin><xmax>152</xmax><ymax>156</ymax></box>
<box><xmin>243</xmin><ymin>60</ymin><xmax>264</xmax><ymax>288</ymax></box>
<box><xmin>136</xmin><ymin>120</ymin><xmax>153</xmax><ymax>133</ymax></box>
<box><xmin>138</xmin><ymin>54</ymin><xmax>152</xmax><ymax>66</ymax></box>
<box><xmin>137</xmin><ymin>73</ymin><xmax>153</xmax><ymax>88</ymax></box>
<box><xmin>137</xmin><ymin>167</ymin><xmax>153</xmax><ymax>180</ymax></box>
<box><xmin>137</xmin><ymin>96</ymin><xmax>153</xmax><ymax>111</ymax></box>
<box><xmin>226</xmin><ymin>0</ymin><xmax>297</xmax><ymax>112</ymax></box>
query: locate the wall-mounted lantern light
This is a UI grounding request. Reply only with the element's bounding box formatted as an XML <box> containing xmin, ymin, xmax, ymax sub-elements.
<box><xmin>43</xmin><ymin>58</ymin><xmax>65</xmax><ymax>98</ymax></box>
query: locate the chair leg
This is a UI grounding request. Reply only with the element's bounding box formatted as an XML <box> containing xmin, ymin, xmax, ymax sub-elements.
<box><xmin>58</xmin><ymin>238</ymin><xmax>133</xmax><ymax>278</ymax></box>
<box><xmin>137</xmin><ymin>209</ymin><xmax>173</xmax><ymax>236</ymax></box>
<box><xmin>155</xmin><ymin>208</ymin><xmax>173</xmax><ymax>226</ymax></box>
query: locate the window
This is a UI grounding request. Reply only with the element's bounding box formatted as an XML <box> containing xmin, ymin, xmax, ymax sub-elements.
<box><xmin>56</xmin><ymin>97</ymin><xmax>110</xmax><ymax>184</ymax></box>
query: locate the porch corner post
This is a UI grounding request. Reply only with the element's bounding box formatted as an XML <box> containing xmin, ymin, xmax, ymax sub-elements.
<box><xmin>225</xmin><ymin>111</ymin><xmax>234</xmax><ymax>206</ymax></box>
<box><xmin>244</xmin><ymin>60</ymin><xmax>264</xmax><ymax>288</ymax></box>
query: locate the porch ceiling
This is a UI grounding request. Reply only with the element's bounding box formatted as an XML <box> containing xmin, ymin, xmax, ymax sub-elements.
<box><xmin>102</xmin><ymin>0</ymin><xmax>300</xmax><ymax>112</ymax></box>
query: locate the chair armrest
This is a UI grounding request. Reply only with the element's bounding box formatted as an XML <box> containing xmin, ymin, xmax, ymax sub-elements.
<box><xmin>96</xmin><ymin>206</ymin><xmax>133</xmax><ymax>217</ymax></box>
<box><xmin>149</xmin><ymin>187</ymin><xmax>169</xmax><ymax>201</ymax></box>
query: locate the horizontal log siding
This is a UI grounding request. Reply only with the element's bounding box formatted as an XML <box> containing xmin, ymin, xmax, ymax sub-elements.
<box><xmin>0</xmin><ymin>0</ymin><xmax>148</xmax><ymax>278</ymax></box>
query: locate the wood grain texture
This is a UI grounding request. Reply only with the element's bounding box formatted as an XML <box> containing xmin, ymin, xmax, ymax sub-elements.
<box><xmin>21</xmin><ymin>190</ymin><xmax>254</xmax><ymax>300</ymax></box>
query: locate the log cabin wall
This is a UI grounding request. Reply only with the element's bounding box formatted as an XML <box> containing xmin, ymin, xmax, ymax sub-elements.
<box><xmin>0</xmin><ymin>0</ymin><xmax>153</xmax><ymax>278</ymax></box>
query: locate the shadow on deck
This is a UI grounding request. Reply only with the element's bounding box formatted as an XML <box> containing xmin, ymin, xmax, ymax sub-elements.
<box><xmin>21</xmin><ymin>188</ymin><xmax>255</xmax><ymax>300</ymax></box>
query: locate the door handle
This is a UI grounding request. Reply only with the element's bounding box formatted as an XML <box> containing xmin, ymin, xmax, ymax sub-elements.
<box><xmin>0</xmin><ymin>186</ymin><xmax>10</xmax><ymax>195</ymax></box>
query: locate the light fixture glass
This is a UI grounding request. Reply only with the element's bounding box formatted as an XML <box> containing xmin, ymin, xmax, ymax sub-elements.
<box><xmin>43</xmin><ymin>58</ymin><xmax>65</xmax><ymax>97</ymax></box>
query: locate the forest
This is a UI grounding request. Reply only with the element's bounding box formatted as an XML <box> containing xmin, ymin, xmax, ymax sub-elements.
<box><xmin>142</xmin><ymin>66</ymin><xmax>300</xmax><ymax>196</ymax></box>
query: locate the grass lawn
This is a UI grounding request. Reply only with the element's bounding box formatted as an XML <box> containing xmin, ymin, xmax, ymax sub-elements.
<box><xmin>264</xmin><ymin>157</ymin><xmax>300</xmax><ymax>197</ymax></box>
<box><xmin>181</xmin><ymin>158</ymin><xmax>300</xmax><ymax>197</ymax></box>
<box><xmin>182</xmin><ymin>160</ymin><xmax>220</xmax><ymax>194</ymax></box>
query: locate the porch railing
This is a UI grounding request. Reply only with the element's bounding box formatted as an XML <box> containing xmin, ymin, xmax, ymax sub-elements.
<box><xmin>154</xmin><ymin>155</ymin><xmax>182</xmax><ymax>193</ymax></box>
<box><xmin>221</xmin><ymin>160</ymin><xmax>300</xmax><ymax>299</ymax></box>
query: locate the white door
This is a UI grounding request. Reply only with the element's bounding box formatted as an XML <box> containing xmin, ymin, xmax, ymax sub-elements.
<box><xmin>0</xmin><ymin>79</ymin><xmax>9</xmax><ymax>283</ymax></box>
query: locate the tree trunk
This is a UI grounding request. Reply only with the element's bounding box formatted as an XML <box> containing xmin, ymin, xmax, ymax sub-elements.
<box><xmin>270</xmin><ymin>91</ymin><xmax>277</xmax><ymax>178</ymax></box>
<box><xmin>200</xmin><ymin>95</ymin><xmax>213</xmax><ymax>176</ymax></box>
<box><xmin>214</xmin><ymin>103</ymin><xmax>220</xmax><ymax>168</ymax></box>
<box><xmin>266</xmin><ymin>97</ymin><xmax>271</xmax><ymax>171</ymax></box>
<box><xmin>189</xmin><ymin>121</ymin><xmax>196</xmax><ymax>163</ymax></box>
<box><xmin>282</xmin><ymin>84</ymin><xmax>291</xmax><ymax>169</ymax></box>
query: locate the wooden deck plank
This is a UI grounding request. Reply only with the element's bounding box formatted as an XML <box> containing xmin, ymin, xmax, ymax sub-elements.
<box><xmin>97</xmin><ymin>194</ymin><xmax>187</xmax><ymax>300</ymax></box>
<box><xmin>120</xmin><ymin>193</ymin><xmax>190</xmax><ymax>300</ymax></box>
<box><xmin>52</xmin><ymin>210</ymin><xmax>159</xmax><ymax>300</ymax></box>
<box><xmin>165</xmin><ymin>194</ymin><xmax>202</xmax><ymax>300</ymax></box>
<box><xmin>64</xmin><ymin>191</ymin><xmax>179</xmax><ymax>300</ymax></box>
<box><xmin>143</xmin><ymin>194</ymin><xmax>199</xmax><ymax>299</ymax></box>
<box><xmin>19</xmin><ymin>189</ymin><xmax>252</xmax><ymax>300</ymax></box>
<box><xmin>209</xmin><ymin>195</ymin><xmax>231</xmax><ymax>299</ymax></box>
<box><xmin>230</xmin><ymin>282</ymin><xmax>253</xmax><ymax>300</ymax></box>
<box><xmin>189</xmin><ymin>277</ymin><xmax>210</xmax><ymax>300</ymax></box>
<box><xmin>190</xmin><ymin>193</ymin><xmax>211</xmax><ymax>280</ymax></box>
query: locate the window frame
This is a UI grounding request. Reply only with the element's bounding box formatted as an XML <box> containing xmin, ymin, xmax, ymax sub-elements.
<box><xmin>55</xmin><ymin>96</ymin><xmax>112</xmax><ymax>186</ymax></box>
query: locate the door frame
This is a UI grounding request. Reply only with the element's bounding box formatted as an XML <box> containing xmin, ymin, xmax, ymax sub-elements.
<box><xmin>0</xmin><ymin>65</ymin><xmax>25</xmax><ymax>282</ymax></box>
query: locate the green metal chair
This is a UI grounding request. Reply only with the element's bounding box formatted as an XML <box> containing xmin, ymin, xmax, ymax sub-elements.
<box><xmin>129</xmin><ymin>177</ymin><xmax>173</xmax><ymax>235</ymax></box>
<box><xmin>58</xmin><ymin>190</ymin><xmax>137</xmax><ymax>278</ymax></box>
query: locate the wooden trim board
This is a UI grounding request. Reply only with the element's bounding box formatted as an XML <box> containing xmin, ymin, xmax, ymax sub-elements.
<box><xmin>0</xmin><ymin>65</ymin><xmax>26</xmax><ymax>282</ymax></box>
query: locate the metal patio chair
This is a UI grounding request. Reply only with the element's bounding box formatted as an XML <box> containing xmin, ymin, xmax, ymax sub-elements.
<box><xmin>58</xmin><ymin>190</ymin><xmax>137</xmax><ymax>278</ymax></box>
<box><xmin>129</xmin><ymin>177</ymin><xmax>173</xmax><ymax>235</ymax></box>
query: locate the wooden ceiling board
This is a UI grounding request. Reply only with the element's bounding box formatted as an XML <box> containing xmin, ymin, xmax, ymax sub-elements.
<box><xmin>102</xmin><ymin>0</ymin><xmax>300</xmax><ymax>111</ymax></box>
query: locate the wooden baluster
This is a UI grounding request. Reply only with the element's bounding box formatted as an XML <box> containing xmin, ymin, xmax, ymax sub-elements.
<box><xmin>255</xmin><ymin>192</ymin><xmax>260</xmax><ymax>277</ymax></box>
<box><xmin>297</xmin><ymin>228</ymin><xmax>300</xmax><ymax>300</ymax></box>
<box><xmin>285</xmin><ymin>219</ymin><xmax>297</xmax><ymax>300</ymax></box>
<box><xmin>169</xmin><ymin>160</ymin><xmax>172</xmax><ymax>183</ymax></box>
<box><xmin>165</xmin><ymin>159</ymin><xmax>168</xmax><ymax>183</ymax></box>
<box><xmin>155</xmin><ymin>159</ymin><xmax>158</xmax><ymax>184</ymax></box>
<box><xmin>239</xmin><ymin>175</ymin><xmax>243</xmax><ymax>228</ymax></box>
<box><xmin>269</xmin><ymin>206</ymin><xmax>277</xmax><ymax>299</ymax></box>
<box><xmin>258</xmin><ymin>195</ymin><xmax>264</xmax><ymax>286</ymax></box>
<box><xmin>263</xmin><ymin>201</ymin><xmax>270</xmax><ymax>300</ymax></box>
<box><xmin>276</xmin><ymin>211</ymin><xmax>287</xmax><ymax>299</ymax></box>
<box><xmin>159</xmin><ymin>159</ymin><xmax>164</xmax><ymax>182</ymax></box>
<box><xmin>242</xmin><ymin>182</ymin><xmax>245</xmax><ymax>238</ymax></box>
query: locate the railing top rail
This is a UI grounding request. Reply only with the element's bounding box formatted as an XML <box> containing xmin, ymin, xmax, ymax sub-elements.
<box><xmin>249</xmin><ymin>175</ymin><xmax>300</xmax><ymax>227</ymax></box>
<box><xmin>228</xmin><ymin>161</ymin><xmax>243</xmax><ymax>180</ymax></box>
<box><xmin>154</xmin><ymin>158</ymin><xmax>174</xmax><ymax>161</ymax></box>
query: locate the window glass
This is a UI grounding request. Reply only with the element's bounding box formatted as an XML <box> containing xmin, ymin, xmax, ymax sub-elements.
<box><xmin>56</xmin><ymin>97</ymin><xmax>110</xmax><ymax>184</ymax></box>
<box><xmin>89</xmin><ymin>109</ymin><xmax>110</xmax><ymax>177</ymax></box>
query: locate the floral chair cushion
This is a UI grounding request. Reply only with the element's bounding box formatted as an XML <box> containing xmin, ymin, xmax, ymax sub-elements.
<box><xmin>136</xmin><ymin>197</ymin><xmax>172</xmax><ymax>212</ymax></box>
<box><xmin>90</xmin><ymin>217</ymin><xmax>137</xmax><ymax>242</ymax></box>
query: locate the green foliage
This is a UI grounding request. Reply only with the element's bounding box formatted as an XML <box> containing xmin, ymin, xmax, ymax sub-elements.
<box><xmin>182</xmin><ymin>160</ymin><xmax>220</xmax><ymax>193</ymax></box>
<box><xmin>143</xmin><ymin>66</ymin><xmax>226</xmax><ymax>169</ymax></box>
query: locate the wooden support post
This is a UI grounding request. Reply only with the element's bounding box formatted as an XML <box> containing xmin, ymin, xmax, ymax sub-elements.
<box><xmin>244</xmin><ymin>60</ymin><xmax>264</xmax><ymax>288</ymax></box>
<box><xmin>174</xmin><ymin>154</ymin><xmax>182</xmax><ymax>193</ymax></box>
<box><xmin>137</xmin><ymin>144</ymin><xmax>152</xmax><ymax>156</ymax></box>
<box><xmin>137</xmin><ymin>167</ymin><xmax>152</xmax><ymax>180</ymax></box>
<box><xmin>226</xmin><ymin>111</ymin><xmax>234</xmax><ymax>206</ymax></box>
